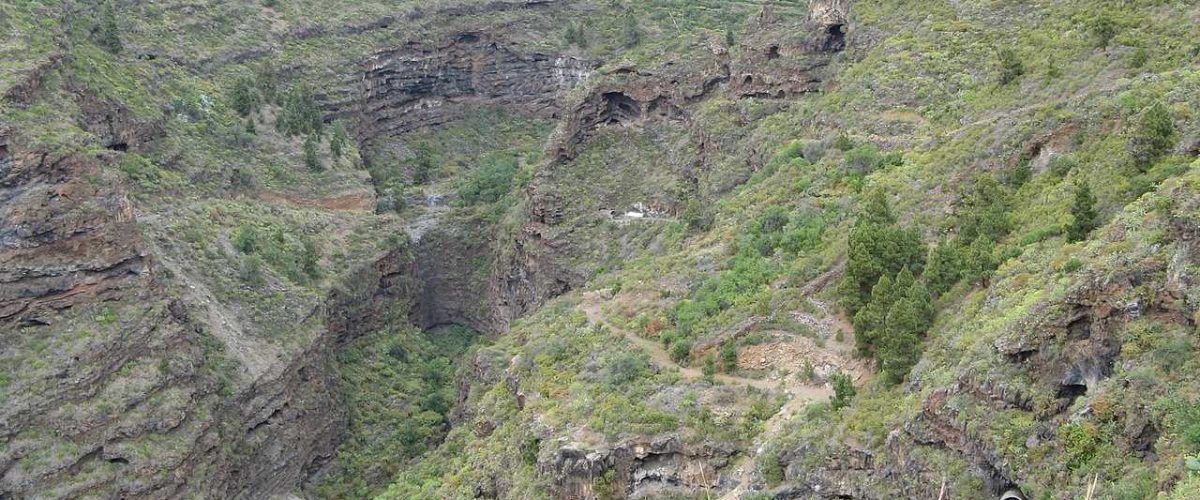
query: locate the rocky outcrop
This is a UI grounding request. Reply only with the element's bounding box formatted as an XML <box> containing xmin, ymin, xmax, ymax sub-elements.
<box><xmin>540</xmin><ymin>436</ymin><xmax>735</xmax><ymax>499</ymax></box>
<box><xmin>0</xmin><ymin>140</ymin><xmax>347</xmax><ymax>498</ymax></box>
<box><xmin>411</xmin><ymin>223</ymin><xmax>504</xmax><ymax>333</ymax></box>
<box><xmin>357</xmin><ymin>31</ymin><xmax>596</xmax><ymax>155</ymax></box>
<box><xmin>728</xmin><ymin>2</ymin><xmax>848</xmax><ymax>99</ymax></box>
<box><xmin>325</xmin><ymin>245</ymin><xmax>418</xmax><ymax>344</ymax></box>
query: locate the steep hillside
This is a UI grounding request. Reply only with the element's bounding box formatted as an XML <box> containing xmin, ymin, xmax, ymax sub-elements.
<box><xmin>2</xmin><ymin>0</ymin><xmax>1199</xmax><ymax>499</ymax></box>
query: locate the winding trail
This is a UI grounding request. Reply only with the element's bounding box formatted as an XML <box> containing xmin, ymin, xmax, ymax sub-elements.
<box><xmin>580</xmin><ymin>291</ymin><xmax>825</xmax><ymax>393</ymax></box>
<box><xmin>577</xmin><ymin>285</ymin><xmax>865</xmax><ymax>499</ymax></box>
<box><xmin>578</xmin><ymin>290</ymin><xmax>834</xmax><ymax>498</ymax></box>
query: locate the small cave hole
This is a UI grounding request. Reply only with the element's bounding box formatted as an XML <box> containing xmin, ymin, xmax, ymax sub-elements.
<box><xmin>766</xmin><ymin>45</ymin><xmax>780</xmax><ymax>59</ymax></box>
<box><xmin>1007</xmin><ymin>349</ymin><xmax>1035</xmax><ymax>364</ymax></box>
<box><xmin>107</xmin><ymin>457</ymin><xmax>130</xmax><ymax>465</ymax></box>
<box><xmin>602</xmin><ymin>92</ymin><xmax>641</xmax><ymax>125</ymax></box>
<box><xmin>999</xmin><ymin>486</ymin><xmax>1028</xmax><ymax>500</ymax></box>
<box><xmin>107</xmin><ymin>142</ymin><xmax>128</xmax><ymax>152</ymax></box>
<box><xmin>1066</xmin><ymin>316</ymin><xmax>1091</xmax><ymax>340</ymax></box>
<box><xmin>743</xmin><ymin>75</ymin><xmax>754</xmax><ymax>85</ymax></box>
<box><xmin>456</xmin><ymin>32</ymin><xmax>480</xmax><ymax>44</ymax></box>
<box><xmin>822</xmin><ymin>24</ymin><xmax>846</xmax><ymax>52</ymax></box>
<box><xmin>1056</xmin><ymin>383</ymin><xmax>1087</xmax><ymax>403</ymax></box>
<box><xmin>0</xmin><ymin>144</ymin><xmax>8</xmax><ymax>162</ymax></box>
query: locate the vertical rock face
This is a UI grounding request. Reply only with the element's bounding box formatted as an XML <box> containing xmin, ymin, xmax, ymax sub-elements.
<box><xmin>357</xmin><ymin>32</ymin><xmax>596</xmax><ymax>154</ymax></box>
<box><xmin>0</xmin><ymin>139</ymin><xmax>346</xmax><ymax>498</ymax></box>
<box><xmin>728</xmin><ymin>2</ymin><xmax>848</xmax><ymax>99</ymax></box>
<box><xmin>0</xmin><ymin>146</ymin><xmax>143</xmax><ymax>323</ymax></box>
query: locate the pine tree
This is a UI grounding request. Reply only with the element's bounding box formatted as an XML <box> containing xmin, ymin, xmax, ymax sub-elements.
<box><xmin>1129</xmin><ymin>101</ymin><xmax>1175</xmax><ymax>171</ymax></box>
<box><xmin>905</xmin><ymin>279</ymin><xmax>933</xmax><ymax>332</ymax></box>
<box><xmin>878</xmin><ymin>298</ymin><xmax>923</xmax><ymax>384</ymax></box>
<box><xmin>961</xmin><ymin>235</ymin><xmax>996</xmax><ymax>286</ymax></box>
<box><xmin>721</xmin><ymin>342</ymin><xmax>738</xmax><ymax>373</ymax></box>
<box><xmin>231</xmin><ymin>77</ymin><xmax>260</xmax><ymax>117</ymax></box>
<box><xmin>621</xmin><ymin>13</ymin><xmax>641</xmax><ymax>48</ymax></box>
<box><xmin>841</xmin><ymin>190</ymin><xmax>924</xmax><ymax>314</ymax></box>
<box><xmin>925</xmin><ymin>238</ymin><xmax>961</xmax><ymax>296</ymax></box>
<box><xmin>853</xmin><ymin>274</ymin><xmax>893</xmax><ymax>356</ymax></box>
<box><xmin>893</xmin><ymin>267</ymin><xmax>915</xmax><ymax>294</ymax></box>
<box><xmin>329</xmin><ymin>121</ymin><xmax>349</xmax><ymax>160</ymax></box>
<box><xmin>860</xmin><ymin>189</ymin><xmax>896</xmax><ymax>225</ymax></box>
<box><xmin>997</xmin><ymin>47</ymin><xmax>1024</xmax><ymax>85</ymax></box>
<box><xmin>1067</xmin><ymin>181</ymin><xmax>1098</xmax><ymax>243</ymax></box>
<box><xmin>97</xmin><ymin>1</ymin><xmax>123</xmax><ymax>54</ymax></box>
<box><xmin>304</xmin><ymin>135</ymin><xmax>322</xmax><ymax>172</ymax></box>
<box><xmin>955</xmin><ymin>175</ymin><xmax>1011</xmax><ymax>244</ymax></box>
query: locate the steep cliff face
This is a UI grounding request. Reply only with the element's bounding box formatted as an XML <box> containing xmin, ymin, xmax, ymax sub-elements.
<box><xmin>358</xmin><ymin>32</ymin><xmax>595</xmax><ymax>157</ymax></box>
<box><xmin>0</xmin><ymin>139</ymin><xmax>349</xmax><ymax>498</ymax></box>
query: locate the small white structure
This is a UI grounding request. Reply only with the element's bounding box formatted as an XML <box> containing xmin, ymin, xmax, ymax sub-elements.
<box><xmin>624</xmin><ymin>211</ymin><xmax>645</xmax><ymax>219</ymax></box>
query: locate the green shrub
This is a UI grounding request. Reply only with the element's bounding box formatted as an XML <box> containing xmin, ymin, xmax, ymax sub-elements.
<box><xmin>232</xmin><ymin>225</ymin><xmax>259</xmax><ymax>254</ymax></box>
<box><xmin>761</xmin><ymin>450</ymin><xmax>785</xmax><ymax>486</ymax></box>
<box><xmin>669</xmin><ymin>339</ymin><xmax>691</xmax><ymax>363</ymax></box>
<box><xmin>457</xmin><ymin>155</ymin><xmax>520</xmax><ymax>205</ymax></box>
<box><xmin>997</xmin><ymin>47</ymin><xmax>1024</xmax><ymax>84</ymax></box>
<box><xmin>830</xmin><ymin>372</ymin><xmax>855</xmax><ymax>410</ymax></box>
<box><xmin>842</xmin><ymin>143</ymin><xmax>882</xmax><ymax>175</ymax></box>
<box><xmin>1058</xmin><ymin>422</ymin><xmax>1104</xmax><ymax>471</ymax></box>
<box><xmin>603</xmin><ymin>352</ymin><xmax>650</xmax><ymax>387</ymax></box>
<box><xmin>681</xmin><ymin>198</ymin><xmax>714</xmax><ymax>233</ymax></box>
<box><xmin>1048</xmin><ymin>154</ymin><xmax>1079</xmax><ymax>177</ymax></box>
<box><xmin>94</xmin><ymin>307</ymin><xmax>117</xmax><ymax>326</ymax></box>
<box><xmin>1061</xmin><ymin>258</ymin><xmax>1084</xmax><ymax>273</ymax></box>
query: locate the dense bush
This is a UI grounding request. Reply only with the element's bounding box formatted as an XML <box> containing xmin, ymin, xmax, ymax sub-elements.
<box><xmin>457</xmin><ymin>154</ymin><xmax>521</xmax><ymax>205</ymax></box>
<box><xmin>830</xmin><ymin>372</ymin><xmax>856</xmax><ymax>410</ymax></box>
<box><xmin>230</xmin><ymin>77</ymin><xmax>260</xmax><ymax>117</ymax></box>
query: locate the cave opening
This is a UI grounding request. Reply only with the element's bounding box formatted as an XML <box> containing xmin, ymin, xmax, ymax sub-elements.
<box><xmin>602</xmin><ymin>91</ymin><xmax>642</xmax><ymax>125</ymax></box>
<box><xmin>822</xmin><ymin>24</ymin><xmax>846</xmax><ymax>52</ymax></box>
<box><xmin>1056</xmin><ymin>382</ymin><xmax>1087</xmax><ymax>403</ymax></box>
<box><xmin>766</xmin><ymin>45</ymin><xmax>780</xmax><ymax>59</ymax></box>
<box><xmin>107</xmin><ymin>142</ymin><xmax>129</xmax><ymax>152</ymax></box>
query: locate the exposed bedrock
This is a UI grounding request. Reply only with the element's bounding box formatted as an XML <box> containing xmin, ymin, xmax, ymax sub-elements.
<box><xmin>540</xmin><ymin>437</ymin><xmax>736</xmax><ymax>500</ymax></box>
<box><xmin>356</xmin><ymin>31</ymin><xmax>597</xmax><ymax>155</ymax></box>
<box><xmin>0</xmin><ymin>137</ymin><xmax>345</xmax><ymax>498</ymax></box>
<box><xmin>728</xmin><ymin>2</ymin><xmax>848</xmax><ymax>99</ymax></box>
<box><xmin>777</xmin><ymin>218</ymin><xmax>1198</xmax><ymax>498</ymax></box>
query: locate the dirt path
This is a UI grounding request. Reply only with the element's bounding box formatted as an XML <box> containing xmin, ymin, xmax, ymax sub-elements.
<box><xmin>579</xmin><ymin>291</ymin><xmax>822</xmax><ymax>392</ymax></box>
<box><xmin>577</xmin><ymin>287</ymin><xmax>863</xmax><ymax>498</ymax></box>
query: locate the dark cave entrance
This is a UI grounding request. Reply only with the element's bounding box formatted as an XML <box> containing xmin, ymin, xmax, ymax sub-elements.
<box><xmin>822</xmin><ymin>24</ymin><xmax>846</xmax><ymax>52</ymax></box>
